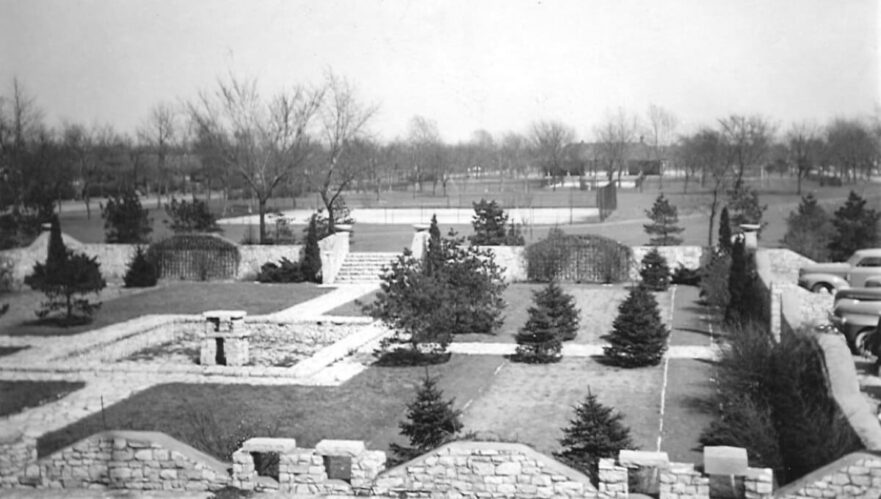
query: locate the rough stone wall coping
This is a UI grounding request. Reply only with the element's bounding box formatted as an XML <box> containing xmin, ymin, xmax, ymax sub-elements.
<box><xmin>381</xmin><ymin>440</ymin><xmax>594</xmax><ymax>485</ymax></box>
<box><xmin>619</xmin><ymin>450</ymin><xmax>670</xmax><ymax>468</ymax></box>
<box><xmin>240</xmin><ymin>438</ymin><xmax>298</xmax><ymax>453</ymax></box>
<box><xmin>0</xmin><ymin>429</ymin><xmax>23</xmax><ymax>445</ymax></box>
<box><xmin>772</xmin><ymin>451</ymin><xmax>881</xmax><ymax>497</ymax></box>
<box><xmin>50</xmin><ymin>430</ymin><xmax>231</xmax><ymax>476</ymax></box>
<box><xmin>315</xmin><ymin>440</ymin><xmax>366</xmax><ymax>457</ymax></box>
<box><xmin>815</xmin><ymin>334</ymin><xmax>881</xmax><ymax>451</ymax></box>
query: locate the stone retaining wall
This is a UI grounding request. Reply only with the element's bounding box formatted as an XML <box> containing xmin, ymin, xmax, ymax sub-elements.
<box><xmin>774</xmin><ymin>451</ymin><xmax>881</xmax><ymax>498</ymax></box>
<box><xmin>0</xmin><ymin>431</ymin><xmax>229</xmax><ymax>491</ymax></box>
<box><xmin>0</xmin><ymin>231</ymin><xmax>302</xmax><ymax>284</ymax></box>
<box><xmin>629</xmin><ymin>245</ymin><xmax>705</xmax><ymax>281</ymax></box>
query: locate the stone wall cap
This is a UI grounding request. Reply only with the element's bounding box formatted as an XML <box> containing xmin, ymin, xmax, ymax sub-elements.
<box><xmin>618</xmin><ymin>450</ymin><xmax>670</xmax><ymax>468</ymax></box>
<box><xmin>202</xmin><ymin>310</ymin><xmax>247</xmax><ymax>319</ymax></box>
<box><xmin>315</xmin><ymin>439</ymin><xmax>367</xmax><ymax>456</ymax></box>
<box><xmin>240</xmin><ymin>437</ymin><xmax>299</xmax><ymax>453</ymax></box>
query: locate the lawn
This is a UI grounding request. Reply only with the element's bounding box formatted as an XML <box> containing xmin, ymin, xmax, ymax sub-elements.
<box><xmin>1</xmin><ymin>380</ymin><xmax>86</xmax><ymax>417</ymax></box>
<box><xmin>461</xmin><ymin>357</ymin><xmax>664</xmax><ymax>456</ymax></box>
<box><xmin>0</xmin><ymin>282</ymin><xmax>329</xmax><ymax>336</ymax></box>
<box><xmin>38</xmin><ymin>355</ymin><xmax>506</xmax><ymax>459</ymax></box>
<box><xmin>329</xmin><ymin>283</ymin><xmax>673</xmax><ymax>346</ymax></box>
<box><xmin>660</xmin><ymin>359</ymin><xmax>718</xmax><ymax>464</ymax></box>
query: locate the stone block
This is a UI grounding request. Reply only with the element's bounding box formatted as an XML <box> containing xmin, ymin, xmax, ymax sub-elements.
<box><xmin>240</xmin><ymin>437</ymin><xmax>298</xmax><ymax>453</ymax></box>
<box><xmin>495</xmin><ymin>462</ymin><xmax>521</xmax><ymax>476</ymax></box>
<box><xmin>619</xmin><ymin>450</ymin><xmax>670</xmax><ymax>469</ymax></box>
<box><xmin>315</xmin><ymin>439</ymin><xmax>366</xmax><ymax>457</ymax></box>
<box><xmin>704</xmin><ymin>446</ymin><xmax>748</xmax><ymax>476</ymax></box>
<box><xmin>134</xmin><ymin>449</ymin><xmax>153</xmax><ymax>461</ymax></box>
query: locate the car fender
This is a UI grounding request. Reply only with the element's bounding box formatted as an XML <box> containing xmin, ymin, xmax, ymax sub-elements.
<box><xmin>800</xmin><ymin>273</ymin><xmax>850</xmax><ymax>292</ymax></box>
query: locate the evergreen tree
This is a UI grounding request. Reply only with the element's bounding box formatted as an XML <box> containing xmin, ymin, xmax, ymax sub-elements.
<box><xmin>164</xmin><ymin>197</ymin><xmax>221</xmax><ymax>234</ymax></box>
<box><xmin>639</xmin><ymin>248</ymin><xmax>671</xmax><ymax>291</ymax></box>
<box><xmin>783</xmin><ymin>194</ymin><xmax>833</xmax><ymax>262</ymax></box>
<box><xmin>727</xmin><ymin>185</ymin><xmax>767</xmax><ymax>229</ymax></box>
<box><xmin>514</xmin><ymin>281</ymin><xmax>580</xmax><ymax>362</ymax></box>
<box><xmin>718</xmin><ymin>207</ymin><xmax>732</xmax><ymax>254</ymax></box>
<box><xmin>25</xmin><ymin>217</ymin><xmax>106</xmax><ymax>325</ymax></box>
<box><xmin>469</xmin><ymin>199</ymin><xmax>524</xmax><ymax>246</ymax></box>
<box><xmin>301</xmin><ymin>214</ymin><xmax>322</xmax><ymax>282</ymax></box>
<box><xmin>424</xmin><ymin>214</ymin><xmax>443</xmax><ymax>277</ymax></box>
<box><xmin>123</xmin><ymin>246</ymin><xmax>159</xmax><ymax>288</ymax></box>
<box><xmin>725</xmin><ymin>236</ymin><xmax>758</xmax><ymax>325</ymax></box>
<box><xmin>390</xmin><ymin>372</ymin><xmax>463</xmax><ymax>463</ymax></box>
<box><xmin>554</xmin><ymin>389</ymin><xmax>634</xmax><ymax>483</ymax></box>
<box><xmin>643</xmin><ymin>194</ymin><xmax>684</xmax><ymax>246</ymax></box>
<box><xmin>101</xmin><ymin>189</ymin><xmax>152</xmax><ymax>243</ymax></box>
<box><xmin>828</xmin><ymin>191</ymin><xmax>880</xmax><ymax>261</ymax></box>
<box><xmin>603</xmin><ymin>285</ymin><xmax>669</xmax><ymax>367</ymax></box>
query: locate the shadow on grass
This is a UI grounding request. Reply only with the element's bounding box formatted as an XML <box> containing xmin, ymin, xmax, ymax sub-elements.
<box><xmin>0</xmin><ymin>346</ymin><xmax>28</xmax><ymax>357</ymax></box>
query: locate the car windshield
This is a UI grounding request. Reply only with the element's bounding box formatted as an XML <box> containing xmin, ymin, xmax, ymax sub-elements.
<box><xmin>847</xmin><ymin>253</ymin><xmax>862</xmax><ymax>266</ymax></box>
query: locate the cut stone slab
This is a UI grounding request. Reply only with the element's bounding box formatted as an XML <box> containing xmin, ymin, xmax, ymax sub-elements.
<box><xmin>315</xmin><ymin>440</ymin><xmax>367</xmax><ymax>457</ymax></box>
<box><xmin>240</xmin><ymin>438</ymin><xmax>298</xmax><ymax>453</ymax></box>
<box><xmin>704</xmin><ymin>446</ymin><xmax>748</xmax><ymax>475</ymax></box>
<box><xmin>618</xmin><ymin>450</ymin><xmax>670</xmax><ymax>468</ymax></box>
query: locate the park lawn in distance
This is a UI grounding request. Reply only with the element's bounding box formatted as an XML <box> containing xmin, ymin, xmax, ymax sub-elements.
<box><xmin>461</xmin><ymin>357</ymin><xmax>663</xmax><ymax>455</ymax></box>
<box><xmin>1</xmin><ymin>380</ymin><xmax>86</xmax><ymax>417</ymax></box>
<box><xmin>1</xmin><ymin>282</ymin><xmax>329</xmax><ymax>337</ymax></box>
<box><xmin>38</xmin><ymin>354</ymin><xmax>505</xmax><ymax>459</ymax></box>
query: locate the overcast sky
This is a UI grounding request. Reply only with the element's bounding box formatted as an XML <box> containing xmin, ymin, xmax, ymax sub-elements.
<box><xmin>1</xmin><ymin>0</ymin><xmax>878</xmax><ymax>142</ymax></box>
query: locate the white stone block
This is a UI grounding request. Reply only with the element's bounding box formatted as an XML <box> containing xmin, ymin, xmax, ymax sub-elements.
<box><xmin>315</xmin><ymin>439</ymin><xmax>366</xmax><ymax>456</ymax></box>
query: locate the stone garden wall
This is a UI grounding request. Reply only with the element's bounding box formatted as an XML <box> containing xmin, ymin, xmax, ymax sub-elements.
<box><xmin>629</xmin><ymin>245</ymin><xmax>705</xmax><ymax>281</ymax></box>
<box><xmin>0</xmin><ymin>430</ymin><xmax>229</xmax><ymax>491</ymax></box>
<box><xmin>0</xmin><ymin>230</ymin><xmax>302</xmax><ymax>285</ymax></box>
<box><xmin>482</xmin><ymin>245</ymin><xmax>528</xmax><ymax>283</ymax></box>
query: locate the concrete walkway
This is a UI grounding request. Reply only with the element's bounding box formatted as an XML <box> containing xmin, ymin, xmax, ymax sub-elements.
<box><xmin>448</xmin><ymin>342</ymin><xmax>718</xmax><ymax>360</ymax></box>
<box><xmin>268</xmin><ymin>284</ymin><xmax>378</xmax><ymax>320</ymax></box>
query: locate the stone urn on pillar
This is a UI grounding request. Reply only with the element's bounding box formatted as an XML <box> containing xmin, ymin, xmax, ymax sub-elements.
<box><xmin>739</xmin><ymin>224</ymin><xmax>761</xmax><ymax>251</ymax></box>
<box><xmin>410</xmin><ymin>223</ymin><xmax>431</xmax><ymax>260</ymax></box>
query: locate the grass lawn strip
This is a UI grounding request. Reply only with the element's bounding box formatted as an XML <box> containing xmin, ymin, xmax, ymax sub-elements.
<box><xmin>659</xmin><ymin>359</ymin><xmax>717</xmax><ymax>464</ymax></box>
<box><xmin>0</xmin><ymin>346</ymin><xmax>28</xmax><ymax>357</ymax></box>
<box><xmin>461</xmin><ymin>357</ymin><xmax>663</xmax><ymax>455</ymax></box>
<box><xmin>1</xmin><ymin>380</ymin><xmax>87</xmax><ymax>417</ymax></box>
<box><xmin>37</xmin><ymin>354</ymin><xmax>504</xmax><ymax>459</ymax></box>
<box><xmin>1</xmin><ymin>282</ymin><xmax>330</xmax><ymax>337</ymax></box>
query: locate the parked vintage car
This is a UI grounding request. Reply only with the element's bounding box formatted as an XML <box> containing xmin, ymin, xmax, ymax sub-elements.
<box><xmin>798</xmin><ymin>248</ymin><xmax>881</xmax><ymax>293</ymax></box>
<box><xmin>830</xmin><ymin>287</ymin><xmax>881</xmax><ymax>353</ymax></box>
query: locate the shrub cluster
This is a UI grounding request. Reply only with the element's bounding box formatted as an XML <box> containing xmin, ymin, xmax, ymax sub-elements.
<box><xmin>700</xmin><ymin>322</ymin><xmax>862</xmax><ymax>484</ymax></box>
<box><xmin>256</xmin><ymin>257</ymin><xmax>306</xmax><ymax>283</ymax></box>
<box><xmin>782</xmin><ymin>190</ymin><xmax>879</xmax><ymax>262</ymax></box>
<box><xmin>514</xmin><ymin>281</ymin><xmax>580</xmax><ymax>363</ymax></box>
<box><xmin>699</xmin><ymin>250</ymin><xmax>731</xmax><ymax>309</ymax></box>
<box><xmin>526</xmin><ymin>229</ymin><xmax>630</xmax><ymax>283</ymax></box>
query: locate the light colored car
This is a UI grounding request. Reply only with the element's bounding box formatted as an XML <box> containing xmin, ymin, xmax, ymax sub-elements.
<box><xmin>798</xmin><ymin>248</ymin><xmax>881</xmax><ymax>293</ymax></box>
<box><xmin>830</xmin><ymin>287</ymin><xmax>881</xmax><ymax>353</ymax></box>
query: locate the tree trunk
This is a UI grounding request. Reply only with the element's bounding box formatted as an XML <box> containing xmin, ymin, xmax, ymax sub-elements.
<box><xmin>707</xmin><ymin>189</ymin><xmax>719</xmax><ymax>248</ymax></box>
<box><xmin>258</xmin><ymin>197</ymin><xmax>267</xmax><ymax>244</ymax></box>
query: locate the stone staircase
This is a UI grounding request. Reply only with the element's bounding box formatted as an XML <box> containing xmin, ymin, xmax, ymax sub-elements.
<box><xmin>333</xmin><ymin>252</ymin><xmax>400</xmax><ymax>284</ymax></box>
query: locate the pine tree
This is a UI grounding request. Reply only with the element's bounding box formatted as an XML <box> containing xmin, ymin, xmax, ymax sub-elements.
<box><xmin>603</xmin><ymin>285</ymin><xmax>669</xmax><ymax>367</ymax></box>
<box><xmin>424</xmin><ymin>214</ymin><xmax>443</xmax><ymax>277</ymax></box>
<box><xmin>643</xmin><ymin>194</ymin><xmax>684</xmax><ymax>246</ymax></box>
<box><xmin>554</xmin><ymin>389</ymin><xmax>634</xmax><ymax>482</ymax></box>
<box><xmin>301</xmin><ymin>214</ymin><xmax>322</xmax><ymax>282</ymax></box>
<box><xmin>46</xmin><ymin>215</ymin><xmax>67</xmax><ymax>275</ymax></box>
<box><xmin>390</xmin><ymin>372</ymin><xmax>463</xmax><ymax>463</ymax></box>
<box><xmin>101</xmin><ymin>189</ymin><xmax>152</xmax><ymax>243</ymax></box>
<box><xmin>514</xmin><ymin>281</ymin><xmax>580</xmax><ymax>362</ymax></box>
<box><xmin>782</xmin><ymin>194</ymin><xmax>833</xmax><ymax>262</ymax></box>
<box><xmin>725</xmin><ymin>236</ymin><xmax>756</xmax><ymax>325</ymax></box>
<box><xmin>123</xmin><ymin>246</ymin><xmax>159</xmax><ymax>288</ymax></box>
<box><xmin>718</xmin><ymin>207</ymin><xmax>732</xmax><ymax>254</ymax></box>
<box><xmin>640</xmin><ymin>248</ymin><xmax>671</xmax><ymax>291</ymax></box>
<box><xmin>470</xmin><ymin>199</ymin><xmax>519</xmax><ymax>246</ymax></box>
<box><xmin>727</xmin><ymin>185</ymin><xmax>767</xmax><ymax>229</ymax></box>
<box><xmin>828</xmin><ymin>191</ymin><xmax>880</xmax><ymax>262</ymax></box>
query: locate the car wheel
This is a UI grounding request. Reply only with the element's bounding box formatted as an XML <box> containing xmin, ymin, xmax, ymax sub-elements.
<box><xmin>811</xmin><ymin>283</ymin><xmax>832</xmax><ymax>294</ymax></box>
<box><xmin>855</xmin><ymin>328</ymin><xmax>876</xmax><ymax>357</ymax></box>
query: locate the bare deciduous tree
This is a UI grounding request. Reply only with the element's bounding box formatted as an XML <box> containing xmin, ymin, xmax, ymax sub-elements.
<box><xmin>306</xmin><ymin>72</ymin><xmax>377</xmax><ymax>232</ymax></box>
<box><xmin>529</xmin><ymin>120</ymin><xmax>576</xmax><ymax>190</ymax></box>
<box><xmin>824</xmin><ymin>118</ymin><xmax>878</xmax><ymax>183</ymax></box>
<box><xmin>680</xmin><ymin>128</ymin><xmax>730</xmax><ymax>246</ymax></box>
<box><xmin>406</xmin><ymin>115</ymin><xmax>445</xmax><ymax>196</ymax></box>
<box><xmin>645</xmin><ymin>104</ymin><xmax>678</xmax><ymax>189</ymax></box>
<box><xmin>718</xmin><ymin>114</ymin><xmax>775</xmax><ymax>190</ymax></box>
<box><xmin>138</xmin><ymin>103</ymin><xmax>180</xmax><ymax>208</ymax></box>
<box><xmin>786</xmin><ymin>122</ymin><xmax>823</xmax><ymax>194</ymax></box>
<box><xmin>187</xmin><ymin>76</ymin><xmax>323</xmax><ymax>243</ymax></box>
<box><xmin>595</xmin><ymin>108</ymin><xmax>639</xmax><ymax>185</ymax></box>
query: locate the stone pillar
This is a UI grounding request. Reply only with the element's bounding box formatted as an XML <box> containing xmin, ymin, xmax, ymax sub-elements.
<box><xmin>200</xmin><ymin>310</ymin><xmax>248</xmax><ymax>366</ymax></box>
<box><xmin>659</xmin><ymin>462</ymin><xmax>709</xmax><ymax>499</ymax></box>
<box><xmin>740</xmin><ymin>224</ymin><xmax>761</xmax><ymax>251</ymax></box>
<box><xmin>410</xmin><ymin>223</ymin><xmax>431</xmax><ymax>260</ymax></box>
<box><xmin>743</xmin><ymin>467</ymin><xmax>773</xmax><ymax>499</ymax></box>
<box><xmin>598</xmin><ymin>458</ymin><xmax>628</xmax><ymax>498</ymax></box>
<box><xmin>232</xmin><ymin>438</ymin><xmax>298</xmax><ymax>492</ymax></box>
<box><xmin>0</xmin><ymin>429</ymin><xmax>36</xmax><ymax>488</ymax></box>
